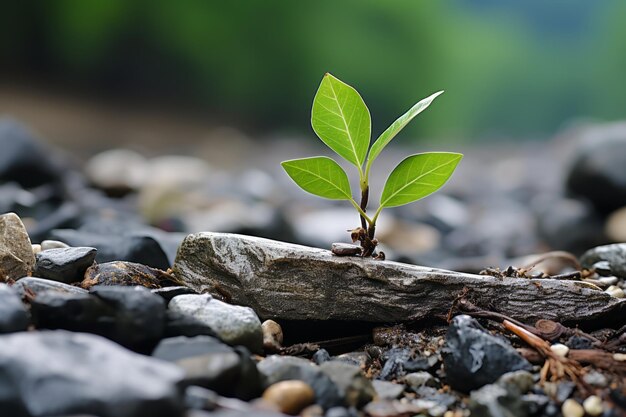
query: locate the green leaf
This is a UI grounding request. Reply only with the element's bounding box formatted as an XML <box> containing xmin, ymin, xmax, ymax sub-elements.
<box><xmin>367</xmin><ymin>91</ymin><xmax>444</xmax><ymax>168</ymax></box>
<box><xmin>311</xmin><ymin>73</ymin><xmax>371</xmax><ymax>169</ymax></box>
<box><xmin>281</xmin><ymin>156</ymin><xmax>352</xmax><ymax>200</ymax></box>
<box><xmin>380</xmin><ymin>152</ymin><xmax>462</xmax><ymax>208</ymax></box>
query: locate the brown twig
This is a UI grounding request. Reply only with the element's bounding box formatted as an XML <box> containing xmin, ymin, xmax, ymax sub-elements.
<box><xmin>503</xmin><ymin>320</ymin><xmax>588</xmax><ymax>391</ymax></box>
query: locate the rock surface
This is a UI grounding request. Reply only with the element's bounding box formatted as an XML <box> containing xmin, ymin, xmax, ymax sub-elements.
<box><xmin>0</xmin><ymin>330</ymin><xmax>184</xmax><ymax>417</ymax></box>
<box><xmin>0</xmin><ymin>284</ymin><xmax>29</xmax><ymax>333</ymax></box>
<box><xmin>33</xmin><ymin>246</ymin><xmax>97</xmax><ymax>283</ymax></box>
<box><xmin>443</xmin><ymin>315</ymin><xmax>532</xmax><ymax>392</ymax></box>
<box><xmin>168</xmin><ymin>294</ymin><xmax>263</xmax><ymax>353</ymax></box>
<box><xmin>172</xmin><ymin>233</ymin><xmax>625</xmax><ymax>323</ymax></box>
<box><xmin>0</xmin><ymin>212</ymin><xmax>35</xmax><ymax>282</ymax></box>
<box><xmin>581</xmin><ymin>243</ymin><xmax>626</xmax><ymax>279</ymax></box>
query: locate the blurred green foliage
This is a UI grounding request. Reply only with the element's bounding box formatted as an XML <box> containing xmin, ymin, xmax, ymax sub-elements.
<box><xmin>2</xmin><ymin>1</ymin><xmax>626</xmax><ymax>139</ymax></box>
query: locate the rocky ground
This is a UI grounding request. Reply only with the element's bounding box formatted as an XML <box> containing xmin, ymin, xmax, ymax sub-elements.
<box><xmin>0</xmin><ymin>117</ymin><xmax>625</xmax><ymax>417</ymax></box>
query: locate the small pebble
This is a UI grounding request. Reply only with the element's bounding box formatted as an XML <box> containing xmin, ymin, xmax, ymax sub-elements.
<box><xmin>605</xmin><ymin>285</ymin><xmax>625</xmax><ymax>298</ymax></box>
<box><xmin>561</xmin><ymin>399</ymin><xmax>584</xmax><ymax>417</ymax></box>
<box><xmin>550</xmin><ymin>343</ymin><xmax>569</xmax><ymax>358</ymax></box>
<box><xmin>582</xmin><ymin>371</ymin><xmax>608</xmax><ymax>388</ymax></box>
<box><xmin>597</xmin><ymin>276</ymin><xmax>618</xmax><ymax>286</ymax></box>
<box><xmin>262</xmin><ymin>319</ymin><xmax>283</xmax><ymax>352</ymax></box>
<box><xmin>301</xmin><ymin>404</ymin><xmax>324</xmax><ymax>417</ymax></box>
<box><xmin>582</xmin><ymin>395</ymin><xmax>603</xmax><ymax>417</ymax></box>
<box><xmin>32</xmin><ymin>244</ymin><xmax>41</xmax><ymax>255</ymax></box>
<box><xmin>262</xmin><ymin>380</ymin><xmax>315</xmax><ymax>415</ymax></box>
<box><xmin>41</xmin><ymin>240</ymin><xmax>70</xmax><ymax>251</ymax></box>
<box><xmin>613</xmin><ymin>353</ymin><xmax>626</xmax><ymax>361</ymax></box>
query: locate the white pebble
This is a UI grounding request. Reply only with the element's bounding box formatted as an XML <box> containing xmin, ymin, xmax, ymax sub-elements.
<box><xmin>613</xmin><ymin>353</ymin><xmax>626</xmax><ymax>362</ymax></box>
<box><xmin>561</xmin><ymin>399</ymin><xmax>584</xmax><ymax>417</ymax></box>
<box><xmin>31</xmin><ymin>244</ymin><xmax>41</xmax><ymax>255</ymax></box>
<box><xmin>605</xmin><ymin>285</ymin><xmax>625</xmax><ymax>298</ymax></box>
<box><xmin>550</xmin><ymin>343</ymin><xmax>569</xmax><ymax>358</ymax></box>
<box><xmin>582</xmin><ymin>395</ymin><xmax>603</xmax><ymax>416</ymax></box>
<box><xmin>41</xmin><ymin>240</ymin><xmax>70</xmax><ymax>251</ymax></box>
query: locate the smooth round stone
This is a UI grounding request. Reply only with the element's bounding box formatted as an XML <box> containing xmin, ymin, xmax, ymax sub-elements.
<box><xmin>606</xmin><ymin>285</ymin><xmax>625</xmax><ymax>298</ymax></box>
<box><xmin>85</xmin><ymin>149</ymin><xmax>148</xmax><ymax>191</ymax></box>
<box><xmin>550</xmin><ymin>343</ymin><xmax>570</xmax><ymax>358</ymax></box>
<box><xmin>12</xmin><ymin>276</ymin><xmax>88</xmax><ymax>298</ymax></box>
<box><xmin>34</xmin><ymin>247</ymin><xmax>97</xmax><ymax>284</ymax></box>
<box><xmin>262</xmin><ymin>380</ymin><xmax>315</xmax><ymax>415</ymax></box>
<box><xmin>32</xmin><ymin>244</ymin><xmax>42</xmax><ymax>255</ymax></box>
<box><xmin>582</xmin><ymin>395</ymin><xmax>603</xmax><ymax>416</ymax></box>
<box><xmin>0</xmin><ymin>284</ymin><xmax>29</xmax><ymax>333</ymax></box>
<box><xmin>561</xmin><ymin>399</ymin><xmax>584</xmax><ymax>417</ymax></box>
<box><xmin>403</xmin><ymin>371</ymin><xmax>438</xmax><ymax>389</ymax></box>
<box><xmin>262</xmin><ymin>319</ymin><xmax>283</xmax><ymax>352</ymax></box>
<box><xmin>40</xmin><ymin>239</ymin><xmax>70</xmax><ymax>251</ymax></box>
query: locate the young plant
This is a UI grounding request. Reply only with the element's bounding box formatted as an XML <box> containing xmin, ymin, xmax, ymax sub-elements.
<box><xmin>281</xmin><ymin>73</ymin><xmax>462</xmax><ymax>258</ymax></box>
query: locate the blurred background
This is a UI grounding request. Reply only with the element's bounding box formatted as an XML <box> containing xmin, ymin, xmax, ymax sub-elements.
<box><xmin>1</xmin><ymin>1</ymin><xmax>626</xmax><ymax>273</ymax></box>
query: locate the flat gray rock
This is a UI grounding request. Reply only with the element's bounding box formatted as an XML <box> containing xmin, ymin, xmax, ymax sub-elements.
<box><xmin>172</xmin><ymin>233</ymin><xmax>625</xmax><ymax>324</ymax></box>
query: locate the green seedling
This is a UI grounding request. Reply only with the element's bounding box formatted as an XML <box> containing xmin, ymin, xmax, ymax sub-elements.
<box><xmin>282</xmin><ymin>73</ymin><xmax>462</xmax><ymax>258</ymax></box>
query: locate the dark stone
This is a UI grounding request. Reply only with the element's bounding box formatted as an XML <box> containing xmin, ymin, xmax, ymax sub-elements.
<box><xmin>258</xmin><ymin>355</ymin><xmax>342</xmax><ymax>410</ymax></box>
<box><xmin>152</xmin><ymin>286</ymin><xmax>198</xmax><ymax>302</ymax></box>
<box><xmin>565</xmin><ymin>133</ymin><xmax>626</xmax><ymax>213</ymax></box>
<box><xmin>0</xmin><ymin>284</ymin><xmax>29</xmax><ymax>333</ymax></box>
<box><xmin>442</xmin><ymin>315</ymin><xmax>532</xmax><ymax>392</ymax></box>
<box><xmin>12</xmin><ymin>276</ymin><xmax>88</xmax><ymax>298</ymax></box>
<box><xmin>580</xmin><ymin>244</ymin><xmax>626</xmax><ymax>279</ymax></box>
<box><xmin>30</xmin><ymin>285</ymin><xmax>166</xmax><ymax>352</ymax></box>
<box><xmin>90</xmin><ymin>285</ymin><xmax>166</xmax><ymax>351</ymax></box>
<box><xmin>152</xmin><ymin>336</ymin><xmax>263</xmax><ymax>400</ymax></box>
<box><xmin>313</xmin><ymin>349</ymin><xmax>331</xmax><ymax>365</ymax></box>
<box><xmin>184</xmin><ymin>386</ymin><xmax>219</xmax><ymax>411</ymax></box>
<box><xmin>0</xmin><ymin>119</ymin><xmax>63</xmax><ymax>188</ymax></box>
<box><xmin>319</xmin><ymin>361</ymin><xmax>375</xmax><ymax>408</ymax></box>
<box><xmin>565</xmin><ymin>335</ymin><xmax>594</xmax><ymax>350</ymax></box>
<box><xmin>81</xmin><ymin>261</ymin><xmax>182</xmax><ymax>289</ymax></box>
<box><xmin>33</xmin><ymin>247</ymin><xmax>97</xmax><ymax>284</ymax></box>
<box><xmin>379</xmin><ymin>348</ymin><xmax>438</xmax><ymax>381</ymax></box>
<box><xmin>50</xmin><ymin>227</ymin><xmax>186</xmax><ymax>269</ymax></box>
<box><xmin>469</xmin><ymin>383</ymin><xmax>529</xmax><ymax>417</ymax></box>
<box><xmin>0</xmin><ymin>330</ymin><xmax>184</xmax><ymax>417</ymax></box>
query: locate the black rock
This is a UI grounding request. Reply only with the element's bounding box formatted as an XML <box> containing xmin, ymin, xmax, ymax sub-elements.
<box><xmin>320</xmin><ymin>361</ymin><xmax>375</xmax><ymax>408</ymax></box>
<box><xmin>565</xmin><ymin>335</ymin><xmax>594</xmax><ymax>350</ymax></box>
<box><xmin>0</xmin><ymin>119</ymin><xmax>64</xmax><ymax>188</ymax></box>
<box><xmin>12</xmin><ymin>276</ymin><xmax>88</xmax><ymax>298</ymax></box>
<box><xmin>152</xmin><ymin>286</ymin><xmax>198</xmax><ymax>302</ymax></box>
<box><xmin>152</xmin><ymin>336</ymin><xmax>263</xmax><ymax>400</ymax></box>
<box><xmin>442</xmin><ymin>315</ymin><xmax>532</xmax><ymax>392</ymax></box>
<box><xmin>258</xmin><ymin>355</ymin><xmax>342</xmax><ymax>410</ymax></box>
<box><xmin>379</xmin><ymin>348</ymin><xmax>438</xmax><ymax>381</ymax></box>
<box><xmin>33</xmin><ymin>246</ymin><xmax>97</xmax><ymax>283</ymax></box>
<box><xmin>565</xmin><ymin>133</ymin><xmax>626</xmax><ymax>213</ymax></box>
<box><xmin>580</xmin><ymin>243</ymin><xmax>626</xmax><ymax>279</ymax></box>
<box><xmin>0</xmin><ymin>330</ymin><xmax>184</xmax><ymax>417</ymax></box>
<box><xmin>0</xmin><ymin>284</ymin><xmax>29</xmax><ymax>333</ymax></box>
<box><xmin>90</xmin><ymin>285</ymin><xmax>166</xmax><ymax>351</ymax></box>
<box><xmin>51</xmin><ymin>227</ymin><xmax>185</xmax><ymax>269</ymax></box>
<box><xmin>30</xmin><ymin>286</ymin><xmax>166</xmax><ymax>352</ymax></box>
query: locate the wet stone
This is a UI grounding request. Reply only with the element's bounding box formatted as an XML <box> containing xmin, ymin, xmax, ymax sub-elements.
<box><xmin>81</xmin><ymin>261</ymin><xmax>180</xmax><ymax>289</ymax></box>
<box><xmin>442</xmin><ymin>315</ymin><xmax>532</xmax><ymax>392</ymax></box>
<box><xmin>163</xmin><ymin>310</ymin><xmax>217</xmax><ymax>339</ymax></box>
<box><xmin>168</xmin><ymin>294</ymin><xmax>263</xmax><ymax>353</ymax></box>
<box><xmin>152</xmin><ymin>335</ymin><xmax>263</xmax><ymax>400</ymax></box>
<box><xmin>0</xmin><ymin>284</ymin><xmax>29</xmax><ymax>333</ymax></box>
<box><xmin>403</xmin><ymin>371</ymin><xmax>439</xmax><ymax>390</ymax></box>
<box><xmin>313</xmin><ymin>349</ymin><xmax>332</xmax><ymax>365</ymax></box>
<box><xmin>33</xmin><ymin>246</ymin><xmax>97</xmax><ymax>284</ymax></box>
<box><xmin>12</xmin><ymin>276</ymin><xmax>88</xmax><ymax>298</ymax></box>
<box><xmin>379</xmin><ymin>347</ymin><xmax>438</xmax><ymax>380</ymax></box>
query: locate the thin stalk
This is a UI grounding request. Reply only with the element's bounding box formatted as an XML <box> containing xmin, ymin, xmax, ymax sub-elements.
<box><xmin>349</xmin><ymin>199</ymin><xmax>373</xmax><ymax>225</ymax></box>
<box><xmin>359</xmin><ymin>186</ymin><xmax>369</xmax><ymax>229</ymax></box>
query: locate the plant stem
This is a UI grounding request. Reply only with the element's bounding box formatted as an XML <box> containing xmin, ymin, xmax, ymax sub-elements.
<box><xmin>349</xmin><ymin>199</ymin><xmax>372</xmax><ymax>225</ymax></box>
<box><xmin>359</xmin><ymin>186</ymin><xmax>369</xmax><ymax>229</ymax></box>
